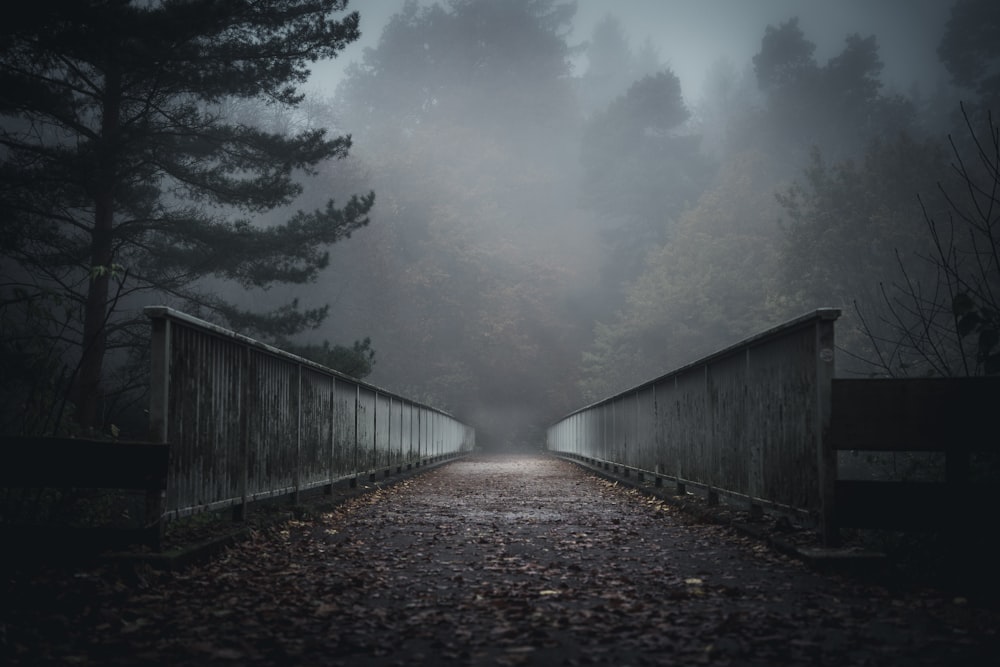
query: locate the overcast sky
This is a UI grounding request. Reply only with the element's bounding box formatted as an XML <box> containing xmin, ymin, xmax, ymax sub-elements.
<box><xmin>307</xmin><ymin>0</ymin><xmax>953</xmax><ymax>102</ymax></box>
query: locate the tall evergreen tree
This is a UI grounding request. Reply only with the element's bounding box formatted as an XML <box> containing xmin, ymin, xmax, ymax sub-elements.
<box><xmin>331</xmin><ymin>0</ymin><xmax>587</xmax><ymax>448</ymax></box>
<box><xmin>580</xmin><ymin>69</ymin><xmax>711</xmax><ymax>291</ymax></box>
<box><xmin>578</xmin><ymin>15</ymin><xmax>634</xmax><ymax>118</ymax></box>
<box><xmin>0</xmin><ymin>1</ymin><xmax>374</xmax><ymax>430</ymax></box>
<box><xmin>939</xmin><ymin>0</ymin><xmax>1000</xmax><ymax>114</ymax></box>
<box><xmin>752</xmin><ymin>18</ymin><xmax>914</xmax><ymax>164</ymax></box>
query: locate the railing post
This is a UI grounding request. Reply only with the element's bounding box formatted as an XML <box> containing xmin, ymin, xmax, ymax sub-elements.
<box><xmin>704</xmin><ymin>364</ymin><xmax>717</xmax><ymax>506</ymax></box>
<box><xmin>674</xmin><ymin>375</ymin><xmax>681</xmax><ymax>488</ymax></box>
<box><xmin>143</xmin><ymin>306</ymin><xmax>473</xmax><ymax>522</ymax></box>
<box><xmin>234</xmin><ymin>346</ymin><xmax>250</xmax><ymax>521</ymax></box>
<box><xmin>327</xmin><ymin>375</ymin><xmax>335</xmax><ymax>495</ymax></box>
<box><xmin>351</xmin><ymin>385</ymin><xmax>360</xmax><ymax>487</ymax></box>
<box><xmin>397</xmin><ymin>398</ymin><xmax>404</xmax><ymax>473</ymax></box>
<box><xmin>370</xmin><ymin>391</ymin><xmax>378</xmax><ymax>481</ymax></box>
<box><xmin>816</xmin><ymin>315</ymin><xmax>839</xmax><ymax>546</ymax></box>
<box><xmin>292</xmin><ymin>364</ymin><xmax>302</xmax><ymax>505</ymax></box>
<box><xmin>408</xmin><ymin>403</ymin><xmax>414</xmax><ymax>469</ymax></box>
<box><xmin>148</xmin><ymin>315</ymin><xmax>171</xmax><ymax>445</ymax></box>
<box><xmin>146</xmin><ymin>314</ymin><xmax>170</xmax><ymax>545</ymax></box>
<box><xmin>746</xmin><ymin>346</ymin><xmax>761</xmax><ymax>513</ymax></box>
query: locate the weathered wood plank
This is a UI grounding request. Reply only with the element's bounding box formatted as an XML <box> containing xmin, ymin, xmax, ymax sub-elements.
<box><xmin>548</xmin><ymin>309</ymin><xmax>840</xmax><ymax>516</ymax></box>
<box><xmin>144</xmin><ymin>306</ymin><xmax>475</xmax><ymax>520</ymax></box>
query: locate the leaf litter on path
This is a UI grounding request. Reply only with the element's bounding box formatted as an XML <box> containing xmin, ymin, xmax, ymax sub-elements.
<box><xmin>2</xmin><ymin>454</ymin><xmax>998</xmax><ymax>666</ymax></box>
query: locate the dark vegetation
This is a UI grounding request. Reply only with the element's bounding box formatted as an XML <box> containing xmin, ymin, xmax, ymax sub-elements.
<box><xmin>2</xmin><ymin>0</ymin><xmax>997</xmax><ymax>443</ymax></box>
<box><xmin>314</xmin><ymin>0</ymin><xmax>1000</xmax><ymax>446</ymax></box>
<box><xmin>0</xmin><ymin>0</ymin><xmax>375</xmax><ymax>436</ymax></box>
<box><xmin>2</xmin><ymin>0</ymin><xmax>999</xmax><ymax>617</ymax></box>
<box><xmin>4</xmin><ymin>457</ymin><xmax>998</xmax><ymax>666</ymax></box>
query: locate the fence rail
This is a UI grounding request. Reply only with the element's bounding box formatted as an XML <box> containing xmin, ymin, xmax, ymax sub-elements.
<box><xmin>828</xmin><ymin>377</ymin><xmax>999</xmax><ymax>532</ymax></box>
<box><xmin>548</xmin><ymin>310</ymin><xmax>842</xmax><ymax>541</ymax></box>
<box><xmin>146</xmin><ymin>306</ymin><xmax>475</xmax><ymax>522</ymax></box>
<box><xmin>0</xmin><ymin>436</ymin><xmax>169</xmax><ymax>549</ymax></box>
<box><xmin>547</xmin><ymin>309</ymin><xmax>1000</xmax><ymax>545</ymax></box>
<box><xmin>548</xmin><ymin>309</ymin><xmax>839</xmax><ymax>531</ymax></box>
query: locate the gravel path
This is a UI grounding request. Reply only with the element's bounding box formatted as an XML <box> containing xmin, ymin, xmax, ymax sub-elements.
<box><xmin>3</xmin><ymin>454</ymin><xmax>997</xmax><ymax>666</ymax></box>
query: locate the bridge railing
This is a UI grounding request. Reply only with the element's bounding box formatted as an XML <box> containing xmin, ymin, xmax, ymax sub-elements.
<box><xmin>547</xmin><ymin>309</ymin><xmax>840</xmax><ymax>540</ymax></box>
<box><xmin>146</xmin><ymin>306</ymin><xmax>475</xmax><ymax>522</ymax></box>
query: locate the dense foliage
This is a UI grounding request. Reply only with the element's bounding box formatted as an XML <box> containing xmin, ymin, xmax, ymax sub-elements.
<box><xmin>4</xmin><ymin>0</ymin><xmax>994</xmax><ymax>445</ymax></box>
<box><xmin>0</xmin><ymin>1</ymin><xmax>373</xmax><ymax>433</ymax></box>
<box><xmin>308</xmin><ymin>0</ymin><xmax>998</xmax><ymax>441</ymax></box>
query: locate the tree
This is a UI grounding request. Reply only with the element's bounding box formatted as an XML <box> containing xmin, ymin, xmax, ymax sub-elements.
<box><xmin>776</xmin><ymin>133</ymin><xmax>948</xmax><ymax>318</ymax></box>
<box><xmin>330</xmin><ymin>0</ymin><xmax>591</xmax><ymax>449</ymax></box>
<box><xmin>577</xmin><ymin>15</ymin><xmax>635</xmax><ymax>118</ymax></box>
<box><xmin>938</xmin><ymin>0</ymin><xmax>1000</xmax><ymax>114</ymax></box>
<box><xmin>694</xmin><ymin>58</ymin><xmax>761</xmax><ymax>159</ymax></box>
<box><xmin>579</xmin><ymin>150</ymin><xmax>786</xmax><ymax>400</ymax></box>
<box><xmin>580</xmin><ymin>69</ymin><xmax>712</xmax><ymax>292</ymax></box>
<box><xmin>752</xmin><ymin>18</ymin><xmax>914</xmax><ymax>164</ymax></box>
<box><xmin>752</xmin><ymin>17</ymin><xmax>817</xmax><ymax>93</ymax></box>
<box><xmin>284</xmin><ymin>338</ymin><xmax>376</xmax><ymax>379</ymax></box>
<box><xmin>337</xmin><ymin>0</ymin><xmax>578</xmax><ymax>145</ymax></box>
<box><xmin>855</xmin><ymin>106</ymin><xmax>1000</xmax><ymax>377</ymax></box>
<box><xmin>0</xmin><ymin>1</ymin><xmax>374</xmax><ymax>431</ymax></box>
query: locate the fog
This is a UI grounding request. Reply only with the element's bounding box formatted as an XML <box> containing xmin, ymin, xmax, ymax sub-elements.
<box><xmin>308</xmin><ymin>1</ymin><xmax>951</xmax><ymax>102</ymax></box>
<box><xmin>265</xmin><ymin>0</ymin><xmax>986</xmax><ymax>451</ymax></box>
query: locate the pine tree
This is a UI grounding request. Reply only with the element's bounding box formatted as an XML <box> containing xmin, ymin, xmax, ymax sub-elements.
<box><xmin>0</xmin><ymin>1</ymin><xmax>374</xmax><ymax>430</ymax></box>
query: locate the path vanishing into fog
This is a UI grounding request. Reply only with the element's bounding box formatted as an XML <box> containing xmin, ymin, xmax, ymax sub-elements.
<box><xmin>4</xmin><ymin>456</ymin><xmax>998</xmax><ymax>666</ymax></box>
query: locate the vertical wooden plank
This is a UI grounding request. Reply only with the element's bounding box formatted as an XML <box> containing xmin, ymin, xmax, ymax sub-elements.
<box><xmin>409</xmin><ymin>402</ymin><xmax>415</xmax><ymax>466</ymax></box>
<box><xmin>144</xmin><ymin>314</ymin><xmax>169</xmax><ymax>547</ymax></box>
<box><xmin>745</xmin><ymin>346</ymin><xmax>758</xmax><ymax>502</ymax></box>
<box><xmin>235</xmin><ymin>345</ymin><xmax>250</xmax><ymax>521</ymax></box>
<box><xmin>292</xmin><ymin>364</ymin><xmax>301</xmax><ymax>504</ymax></box>
<box><xmin>329</xmin><ymin>375</ymin><xmax>337</xmax><ymax>482</ymax></box>
<box><xmin>148</xmin><ymin>315</ymin><xmax>171</xmax><ymax>444</ymax></box>
<box><xmin>815</xmin><ymin>316</ymin><xmax>839</xmax><ymax>546</ymax></box>
<box><xmin>676</xmin><ymin>374</ymin><xmax>687</xmax><ymax>488</ymax></box>
<box><xmin>354</xmin><ymin>384</ymin><xmax>360</xmax><ymax>477</ymax></box>
<box><xmin>398</xmin><ymin>397</ymin><xmax>404</xmax><ymax>471</ymax></box>
<box><xmin>704</xmin><ymin>364</ymin><xmax>716</xmax><ymax>503</ymax></box>
<box><xmin>146</xmin><ymin>307</ymin><xmax>474</xmax><ymax>519</ymax></box>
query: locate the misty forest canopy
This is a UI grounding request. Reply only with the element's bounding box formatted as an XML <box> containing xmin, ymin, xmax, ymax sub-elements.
<box><xmin>313</xmin><ymin>0</ymin><xmax>998</xmax><ymax>450</ymax></box>
<box><xmin>0</xmin><ymin>0</ymin><xmax>375</xmax><ymax>434</ymax></box>
<box><xmin>2</xmin><ymin>0</ymin><xmax>997</xmax><ymax>448</ymax></box>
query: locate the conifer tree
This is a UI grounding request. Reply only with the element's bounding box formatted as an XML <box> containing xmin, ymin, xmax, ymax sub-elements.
<box><xmin>0</xmin><ymin>1</ymin><xmax>374</xmax><ymax>430</ymax></box>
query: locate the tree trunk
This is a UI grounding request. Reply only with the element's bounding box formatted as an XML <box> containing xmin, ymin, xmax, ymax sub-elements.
<box><xmin>76</xmin><ymin>211</ymin><xmax>113</xmax><ymax>431</ymax></box>
<box><xmin>75</xmin><ymin>69</ymin><xmax>121</xmax><ymax>432</ymax></box>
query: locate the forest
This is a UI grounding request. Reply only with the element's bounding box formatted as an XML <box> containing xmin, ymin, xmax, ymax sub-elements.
<box><xmin>2</xmin><ymin>0</ymin><xmax>998</xmax><ymax>450</ymax></box>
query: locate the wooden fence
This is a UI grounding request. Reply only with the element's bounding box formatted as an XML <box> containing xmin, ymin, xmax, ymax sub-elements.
<box><xmin>146</xmin><ymin>306</ymin><xmax>475</xmax><ymax>523</ymax></box>
<box><xmin>0</xmin><ymin>436</ymin><xmax>169</xmax><ymax>550</ymax></box>
<box><xmin>828</xmin><ymin>377</ymin><xmax>997</xmax><ymax>533</ymax></box>
<box><xmin>546</xmin><ymin>309</ymin><xmax>999</xmax><ymax>545</ymax></box>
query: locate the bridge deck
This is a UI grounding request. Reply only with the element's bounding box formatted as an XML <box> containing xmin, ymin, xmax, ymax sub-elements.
<box><xmin>4</xmin><ymin>455</ymin><xmax>998</xmax><ymax>665</ymax></box>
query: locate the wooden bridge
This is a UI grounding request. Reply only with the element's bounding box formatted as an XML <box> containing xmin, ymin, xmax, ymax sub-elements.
<box><xmin>2</xmin><ymin>308</ymin><xmax>996</xmax><ymax>552</ymax></box>
<box><xmin>3</xmin><ymin>308</ymin><xmax>999</xmax><ymax>665</ymax></box>
<box><xmin>546</xmin><ymin>309</ymin><xmax>998</xmax><ymax>546</ymax></box>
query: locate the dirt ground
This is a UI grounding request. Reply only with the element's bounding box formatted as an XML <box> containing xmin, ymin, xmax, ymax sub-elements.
<box><xmin>3</xmin><ymin>454</ymin><xmax>998</xmax><ymax>666</ymax></box>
